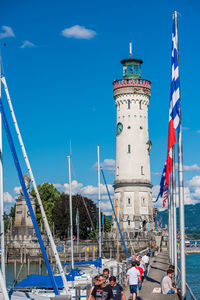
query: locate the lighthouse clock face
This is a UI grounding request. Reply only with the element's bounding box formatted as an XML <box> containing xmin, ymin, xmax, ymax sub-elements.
<box><xmin>116</xmin><ymin>122</ymin><xmax>123</xmax><ymax>136</ymax></box>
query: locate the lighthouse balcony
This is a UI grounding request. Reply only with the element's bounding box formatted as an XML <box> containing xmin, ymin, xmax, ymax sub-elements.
<box><xmin>113</xmin><ymin>78</ymin><xmax>151</xmax><ymax>91</ymax></box>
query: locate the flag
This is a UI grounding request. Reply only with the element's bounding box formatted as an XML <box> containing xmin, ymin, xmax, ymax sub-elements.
<box><xmin>154</xmin><ymin>162</ymin><xmax>168</xmax><ymax>207</ymax></box>
<box><xmin>154</xmin><ymin>163</ymin><xmax>167</xmax><ymax>201</ymax></box>
<box><xmin>166</xmin><ymin>12</ymin><xmax>181</xmax><ymax>171</ymax></box>
<box><xmin>161</xmin><ymin>12</ymin><xmax>181</xmax><ymax>207</ymax></box>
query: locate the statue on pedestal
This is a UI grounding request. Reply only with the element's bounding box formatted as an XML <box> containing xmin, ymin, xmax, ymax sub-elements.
<box><xmin>12</xmin><ymin>174</ymin><xmax>36</xmax><ymax>239</ymax></box>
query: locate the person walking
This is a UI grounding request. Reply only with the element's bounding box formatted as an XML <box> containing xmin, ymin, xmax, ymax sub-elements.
<box><xmin>126</xmin><ymin>261</ymin><xmax>140</xmax><ymax>300</ymax></box>
<box><xmin>109</xmin><ymin>276</ymin><xmax>125</xmax><ymax>300</ymax></box>
<box><xmin>91</xmin><ymin>274</ymin><xmax>113</xmax><ymax>300</ymax></box>
<box><xmin>138</xmin><ymin>256</ymin><xmax>146</xmax><ymax>282</ymax></box>
<box><xmin>88</xmin><ymin>275</ymin><xmax>100</xmax><ymax>300</ymax></box>
<box><xmin>103</xmin><ymin>268</ymin><xmax>110</xmax><ymax>285</ymax></box>
<box><xmin>135</xmin><ymin>261</ymin><xmax>144</xmax><ymax>291</ymax></box>
<box><xmin>142</xmin><ymin>252</ymin><xmax>150</xmax><ymax>279</ymax></box>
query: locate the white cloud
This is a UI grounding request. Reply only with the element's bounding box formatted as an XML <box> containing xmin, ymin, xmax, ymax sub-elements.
<box><xmin>152</xmin><ymin>172</ymin><xmax>161</xmax><ymax>176</ymax></box>
<box><xmin>175</xmin><ymin>163</ymin><xmax>200</xmax><ymax>172</ymax></box>
<box><xmin>61</xmin><ymin>25</ymin><xmax>96</xmax><ymax>39</ymax></box>
<box><xmin>100</xmin><ymin>201</ymin><xmax>112</xmax><ymax>215</ymax></box>
<box><xmin>81</xmin><ymin>183</ymin><xmax>113</xmax><ymax>197</ymax></box>
<box><xmin>14</xmin><ymin>186</ymin><xmax>21</xmax><ymax>194</ymax></box>
<box><xmin>183</xmin><ymin>164</ymin><xmax>200</xmax><ymax>171</ymax></box>
<box><xmin>20</xmin><ymin>40</ymin><xmax>36</xmax><ymax>49</ymax></box>
<box><xmin>152</xmin><ymin>183</ymin><xmax>197</xmax><ymax>210</ymax></box>
<box><xmin>187</xmin><ymin>176</ymin><xmax>200</xmax><ymax>187</ymax></box>
<box><xmin>54</xmin><ymin>180</ymin><xmax>114</xmax><ymax>206</ymax></box>
<box><xmin>0</xmin><ymin>26</ymin><xmax>15</xmax><ymax>39</ymax></box>
<box><xmin>93</xmin><ymin>158</ymin><xmax>115</xmax><ymax>173</ymax></box>
<box><xmin>54</xmin><ymin>180</ymin><xmax>83</xmax><ymax>195</ymax></box>
<box><xmin>182</xmin><ymin>127</ymin><xmax>190</xmax><ymax>131</ymax></box>
<box><xmin>4</xmin><ymin>192</ymin><xmax>14</xmax><ymax>203</ymax></box>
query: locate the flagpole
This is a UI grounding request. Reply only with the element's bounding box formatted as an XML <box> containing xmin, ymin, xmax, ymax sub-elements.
<box><xmin>97</xmin><ymin>145</ymin><xmax>102</xmax><ymax>259</ymax></box>
<box><xmin>168</xmin><ymin>190</ymin><xmax>172</xmax><ymax>264</ymax></box>
<box><xmin>76</xmin><ymin>209</ymin><xmax>79</xmax><ymax>248</ymax></box>
<box><xmin>170</xmin><ymin>173</ymin><xmax>174</xmax><ymax>265</ymax></box>
<box><xmin>0</xmin><ymin>55</ymin><xmax>5</xmax><ymax>281</ymax></box>
<box><xmin>175</xmin><ymin>10</ymin><xmax>186</xmax><ymax>298</ymax></box>
<box><xmin>172</xmin><ymin>146</ymin><xmax>178</xmax><ymax>281</ymax></box>
<box><xmin>67</xmin><ymin>155</ymin><xmax>74</xmax><ymax>270</ymax></box>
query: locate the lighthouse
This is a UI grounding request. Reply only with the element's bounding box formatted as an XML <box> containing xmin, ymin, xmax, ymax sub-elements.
<box><xmin>113</xmin><ymin>45</ymin><xmax>154</xmax><ymax>236</ymax></box>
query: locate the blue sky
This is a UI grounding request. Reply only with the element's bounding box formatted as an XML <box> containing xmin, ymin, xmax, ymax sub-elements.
<box><xmin>1</xmin><ymin>0</ymin><xmax>200</xmax><ymax>213</ymax></box>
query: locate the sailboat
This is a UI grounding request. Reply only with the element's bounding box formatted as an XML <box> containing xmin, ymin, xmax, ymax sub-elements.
<box><xmin>0</xmin><ymin>60</ymin><xmax>127</xmax><ymax>298</ymax></box>
<box><xmin>0</xmin><ymin>64</ymin><xmax>72</xmax><ymax>298</ymax></box>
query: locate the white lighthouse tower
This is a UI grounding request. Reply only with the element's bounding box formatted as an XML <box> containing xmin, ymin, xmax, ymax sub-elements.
<box><xmin>113</xmin><ymin>45</ymin><xmax>154</xmax><ymax>235</ymax></box>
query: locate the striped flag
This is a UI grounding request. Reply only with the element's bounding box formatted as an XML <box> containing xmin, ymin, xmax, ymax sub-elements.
<box><xmin>156</xmin><ymin>13</ymin><xmax>180</xmax><ymax>207</ymax></box>
<box><xmin>166</xmin><ymin>13</ymin><xmax>180</xmax><ymax>185</ymax></box>
<box><xmin>154</xmin><ymin>162</ymin><xmax>168</xmax><ymax>207</ymax></box>
<box><xmin>165</xmin><ymin>12</ymin><xmax>181</xmax><ymax>198</ymax></box>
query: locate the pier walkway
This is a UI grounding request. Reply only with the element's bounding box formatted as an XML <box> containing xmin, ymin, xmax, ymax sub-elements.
<box><xmin>124</xmin><ymin>251</ymin><xmax>178</xmax><ymax>299</ymax></box>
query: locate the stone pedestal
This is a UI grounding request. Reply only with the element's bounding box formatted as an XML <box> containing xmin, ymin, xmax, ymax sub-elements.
<box><xmin>13</xmin><ymin>194</ymin><xmax>35</xmax><ymax>241</ymax></box>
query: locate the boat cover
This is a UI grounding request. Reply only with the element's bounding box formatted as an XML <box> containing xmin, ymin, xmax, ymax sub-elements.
<box><xmin>14</xmin><ymin>269</ymin><xmax>81</xmax><ymax>289</ymax></box>
<box><xmin>62</xmin><ymin>257</ymin><xmax>102</xmax><ymax>268</ymax></box>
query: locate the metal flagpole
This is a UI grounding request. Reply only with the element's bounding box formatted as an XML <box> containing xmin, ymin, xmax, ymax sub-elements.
<box><xmin>170</xmin><ymin>173</ymin><xmax>174</xmax><ymax>265</ymax></box>
<box><xmin>97</xmin><ymin>145</ymin><xmax>102</xmax><ymax>259</ymax></box>
<box><xmin>0</xmin><ymin>58</ymin><xmax>5</xmax><ymax>281</ymax></box>
<box><xmin>174</xmin><ymin>10</ymin><xmax>186</xmax><ymax>298</ymax></box>
<box><xmin>76</xmin><ymin>209</ymin><xmax>79</xmax><ymax>248</ymax></box>
<box><xmin>172</xmin><ymin>146</ymin><xmax>178</xmax><ymax>280</ymax></box>
<box><xmin>168</xmin><ymin>183</ymin><xmax>172</xmax><ymax>264</ymax></box>
<box><xmin>67</xmin><ymin>155</ymin><xmax>74</xmax><ymax>270</ymax></box>
<box><xmin>1</xmin><ymin>76</ymin><xmax>69</xmax><ymax>294</ymax></box>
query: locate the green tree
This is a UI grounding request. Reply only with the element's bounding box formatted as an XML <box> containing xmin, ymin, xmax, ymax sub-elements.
<box><xmin>4</xmin><ymin>204</ymin><xmax>15</xmax><ymax>233</ymax></box>
<box><xmin>31</xmin><ymin>183</ymin><xmax>60</xmax><ymax>232</ymax></box>
<box><xmin>53</xmin><ymin>194</ymin><xmax>99</xmax><ymax>239</ymax></box>
<box><xmin>104</xmin><ymin>216</ymin><xmax>111</xmax><ymax>232</ymax></box>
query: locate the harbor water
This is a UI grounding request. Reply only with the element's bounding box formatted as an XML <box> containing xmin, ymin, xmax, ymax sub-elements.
<box><xmin>3</xmin><ymin>253</ymin><xmax>200</xmax><ymax>299</ymax></box>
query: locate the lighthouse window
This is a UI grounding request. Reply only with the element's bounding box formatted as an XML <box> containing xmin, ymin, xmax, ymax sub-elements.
<box><xmin>128</xmin><ymin>100</ymin><xmax>131</xmax><ymax>109</ymax></box>
<box><xmin>128</xmin><ymin>144</ymin><xmax>131</xmax><ymax>153</ymax></box>
<box><xmin>116</xmin><ymin>167</ymin><xmax>119</xmax><ymax>176</ymax></box>
<box><xmin>128</xmin><ymin>198</ymin><xmax>131</xmax><ymax>204</ymax></box>
<box><xmin>127</xmin><ymin>126</ymin><xmax>131</xmax><ymax>129</ymax></box>
<box><xmin>128</xmin><ymin>220</ymin><xmax>130</xmax><ymax>226</ymax></box>
<box><xmin>139</xmin><ymin>101</ymin><xmax>142</xmax><ymax>110</ymax></box>
<box><xmin>140</xmin><ymin>126</ymin><xmax>143</xmax><ymax>130</ymax></box>
<box><xmin>141</xmin><ymin>166</ymin><xmax>144</xmax><ymax>175</ymax></box>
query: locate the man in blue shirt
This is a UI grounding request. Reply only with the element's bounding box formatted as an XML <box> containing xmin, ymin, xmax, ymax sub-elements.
<box><xmin>109</xmin><ymin>276</ymin><xmax>125</xmax><ymax>300</ymax></box>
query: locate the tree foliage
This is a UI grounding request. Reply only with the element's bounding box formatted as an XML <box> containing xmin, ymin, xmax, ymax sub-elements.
<box><xmin>31</xmin><ymin>182</ymin><xmax>60</xmax><ymax>232</ymax></box>
<box><xmin>5</xmin><ymin>182</ymin><xmax>111</xmax><ymax>240</ymax></box>
<box><xmin>53</xmin><ymin>193</ymin><xmax>99</xmax><ymax>239</ymax></box>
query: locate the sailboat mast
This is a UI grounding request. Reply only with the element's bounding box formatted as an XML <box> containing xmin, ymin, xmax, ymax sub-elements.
<box><xmin>1</xmin><ymin>76</ymin><xmax>69</xmax><ymax>294</ymax></box>
<box><xmin>0</xmin><ymin>59</ymin><xmax>5</xmax><ymax>280</ymax></box>
<box><xmin>97</xmin><ymin>145</ymin><xmax>101</xmax><ymax>258</ymax></box>
<box><xmin>67</xmin><ymin>155</ymin><xmax>74</xmax><ymax>269</ymax></box>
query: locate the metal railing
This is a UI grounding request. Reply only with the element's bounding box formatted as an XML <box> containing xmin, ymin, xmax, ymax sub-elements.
<box><xmin>177</xmin><ymin>267</ymin><xmax>197</xmax><ymax>300</ymax></box>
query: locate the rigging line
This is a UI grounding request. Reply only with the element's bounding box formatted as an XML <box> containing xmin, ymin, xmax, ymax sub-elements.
<box><xmin>127</xmin><ymin>231</ymin><xmax>134</xmax><ymax>254</ymax></box>
<box><xmin>70</xmin><ymin>160</ymin><xmax>105</xmax><ymax>258</ymax></box>
<box><xmin>101</xmin><ymin>167</ymin><xmax>130</xmax><ymax>258</ymax></box>
<box><xmin>70</xmin><ymin>159</ymin><xmax>97</xmax><ymax>234</ymax></box>
<box><xmin>1</xmin><ymin>76</ymin><xmax>69</xmax><ymax>294</ymax></box>
<box><xmin>0</xmin><ymin>95</ymin><xmax>59</xmax><ymax>295</ymax></box>
<box><xmin>13</xmin><ymin>263</ymin><xmax>24</xmax><ymax>287</ymax></box>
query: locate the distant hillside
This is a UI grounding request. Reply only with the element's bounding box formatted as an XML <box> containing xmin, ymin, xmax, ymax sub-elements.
<box><xmin>158</xmin><ymin>203</ymin><xmax>200</xmax><ymax>235</ymax></box>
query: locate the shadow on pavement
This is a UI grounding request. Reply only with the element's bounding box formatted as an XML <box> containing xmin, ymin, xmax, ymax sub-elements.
<box><xmin>146</xmin><ymin>276</ymin><xmax>161</xmax><ymax>284</ymax></box>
